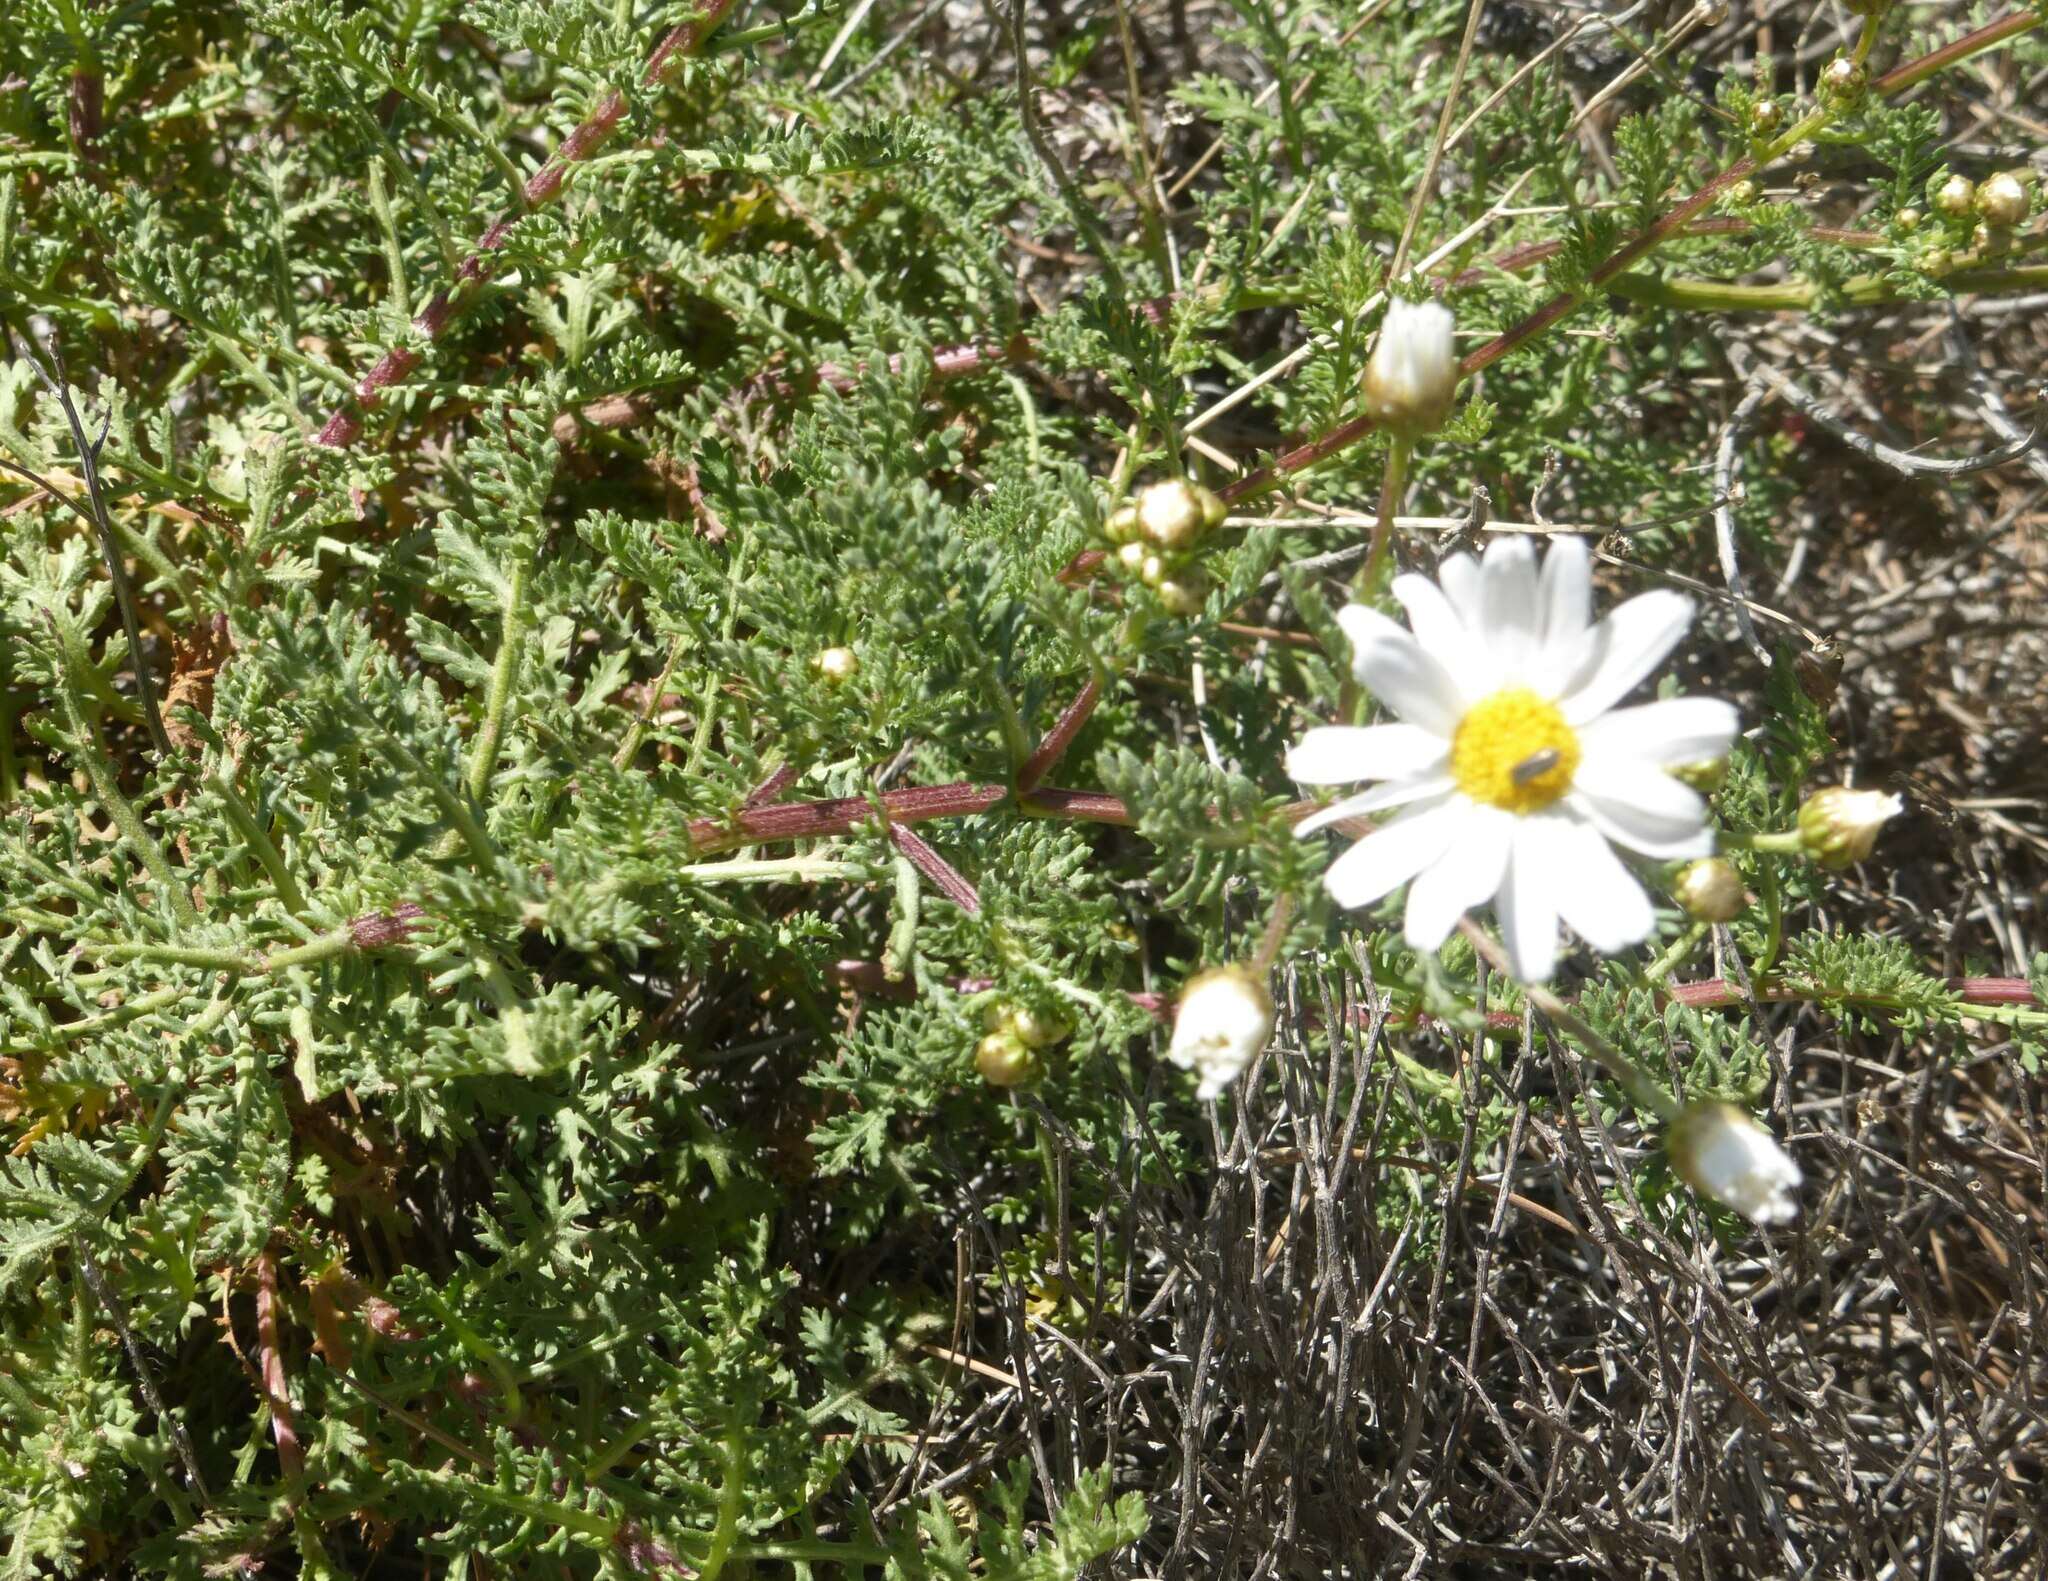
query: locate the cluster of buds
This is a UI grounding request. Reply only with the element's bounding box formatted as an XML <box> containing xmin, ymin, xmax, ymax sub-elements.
<box><xmin>1164</xmin><ymin>965</ymin><xmax>1274</xmax><ymax>1099</ymax></box>
<box><xmin>975</xmin><ymin>1000</ymin><xmax>1072</xmax><ymax>1088</ymax></box>
<box><xmin>1104</xmin><ymin>479</ymin><xmax>1226</xmax><ymax>616</ymax></box>
<box><xmin>1670</xmin><ymin>1102</ymin><xmax>1803</xmax><ymax>1224</ymax></box>
<box><xmin>1797</xmin><ymin>786</ymin><xmax>1903</xmax><ymax>869</ymax></box>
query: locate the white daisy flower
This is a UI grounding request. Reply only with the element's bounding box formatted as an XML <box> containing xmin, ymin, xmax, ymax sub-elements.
<box><xmin>1287</xmin><ymin>535</ymin><xmax>1738</xmax><ymax>982</ymax></box>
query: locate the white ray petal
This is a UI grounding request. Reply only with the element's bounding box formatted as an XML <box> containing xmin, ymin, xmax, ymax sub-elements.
<box><xmin>1321</xmin><ymin>797</ymin><xmax>1469</xmax><ymax>909</ymax></box>
<box><xmin>1552</xmin><ymin>821</ymin><xmax>1655</xmax><ymax>952</ymax></box>
<box><xmin>1555</xmin><ymin>590</ymin><xmax>1695</xmax><ymax>723</ymax></box>
<box><xmin>1292</xmin><ymin>775</ymin><xmax>1454</xmax><ymax>836</ymax></box>
<box><xmin>1393</xmin><ymin>573</ymin><xmax>1495</xmax><ymax>701</ymax></box>
<box><xmin>1497</xmin><ymin>818</ymin><xmax>1565</xmax><ymax>981</ymax></box>
<box><xmin>1336</xmin><ymin>605</ymin><xmax>1465</xmax><ymax>734</ymax></box>
<box><xmin>1403</xmin><ymin>804</ymin><xmax>1513</xmax><ymax>950</ymax></box>
<box><xmin>1479</xmin><ymin>535</ymin><xmax>1541</xmax><ymax>677</ymax></box>
<box><xmin>1567</xmin><ymin>789</ymin><xmax>1715</xmax><ymax>861</ymax></box>
<box><xmin>1576</xmin><ymin>697</ymin><xmax>1739</xmax><ymax>767</ymax></box>
<box><xmin>1537</xmin><ymin>535</ymin><xmax>1592</xmax><ymax>651</ymax></box>
<box><xmin>1286</xmin><ymin>723</ymin><xmax>1448</xmax><ymax>785</ymax></box>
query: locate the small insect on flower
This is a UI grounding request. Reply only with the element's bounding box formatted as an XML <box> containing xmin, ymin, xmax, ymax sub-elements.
<box><xmin>1288</xmin><ymin>536</ymin><xmax>1739</xmax><ymax>982</ymax></box>
<box><xmin>1361</xmin><ymin>299</ymin><xmax>1459</xmax><ymax>437</ymax></box>
<box><xmin>1165</xmin><ymin>965</ymin><xmax>1274</xmax><ymax>1100</ymax></box>
<box><xmin>1669</xmin><ymin>1102</ymin><xmax>1803</xmax><ymax>1224</ymax></box>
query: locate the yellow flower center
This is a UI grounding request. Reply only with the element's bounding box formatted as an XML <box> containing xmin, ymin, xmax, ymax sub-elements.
<box><xmin>1451</xmin><ymin>689</ymin><xmax>1580</xmax><ymax>813</ymax></box>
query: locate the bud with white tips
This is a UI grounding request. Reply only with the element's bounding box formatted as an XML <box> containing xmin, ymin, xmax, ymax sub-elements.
<box><xmin>1797</xmin><ymin>786</ymin><xmax>1902</xmax><ymax>869</ymax></box>
<box><xmin>1670</xmin><ymin>1102</ymin><xmax>1802</xmax><ymax>1224</ymax></box>
<box><xmin>1154</xmin><ymin>575</ymin><xmax>1207</xmax><ymax>618</ymax></box>
<box><xmin>1933</xmin><ymin>173</ymin><xmax>1975</xmax><ymax>217</ymax></box>
<box><xmin>1361</xmin><ymin>299</ymin><xmax>1459</xmax><ymax>437</ymax></box>
<box><xmin>1134</xmin><ymin>479</ymin><xmax>1225</xmax><ymax>551</ymax></box>
<box><xmin>1976</xmin><ymin>170</ymin><xmax>2030</xmax><ymax>228</ymax></box>
<box><xmin>1165</xmin><ymin>965</ymin><xmax>1274</xmax><ymax>1100</ymax></box>
<box><xmin>1819</xmin><ymin>57</ymin><xmax>1865</xmax><ymax>101</ymax></box>
<box><xmin>1893</xmin><ymin>206</ymin><xmax>1921</xmax><ymax>233</ymax></box>
<box><xmin>1675</xmin><ymin>858</ymin><xmax>1745</xmax><ymax>922</ymax></box>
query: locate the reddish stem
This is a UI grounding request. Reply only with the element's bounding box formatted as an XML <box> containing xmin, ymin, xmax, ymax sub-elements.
<box><xmin>1018</xmin><ymin>675</ymin><xmax>1101</xmax><ymax>794</ymax></box>
<box><xmin>889</xmin><ymin>824</ymin><xmax>982</xmax><ymax>913</ymax></box>
<box><xmin>311</xmin><ymin>0</ymin><xmax>737</xmax><ymax>450</ymax></box>
<box><xmin>256</xmin><ymin>1250</ymin><xmax>304</xmax><ymax>1483</ymax></box>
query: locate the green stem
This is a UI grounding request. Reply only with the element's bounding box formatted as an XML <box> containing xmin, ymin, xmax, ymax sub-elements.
<box><xmin>466</xmin><ymin>553</ymin><xmax>531</xmax><ymax>808</ymax></box>
<box><xmin>1721</xmin><ymin>828</ymin><xmax>1804</xmax><ymax>854</ymax></box>
<box><xmin>1642</xmin><ymin>921</ymin><xmax>1708</xmax><ymax>987</ymax></box>
<box><xmin>695</xmin><ymin>1436</ymin><xmax>748</xmax><ymax>1581</ymax></box>
<box><xmin>209</xmin><ymin>771</ymin><xmax>308</xmax><ymax>915</ymax></box>
<box><xmin>674</xmin><ymin>856</ymin><xmax>860</xmax><ymax>883</ymax></box>
<box><xmin>686</xmin><ymin>530</ymin><xmax>751</xmax><ymax>779</ymax></box>
<box><xmin>614</xmin><ymin>632</ymin><xmax>687</xmax><ymax>771</ymax></box>
<box><xmin>43</xmin><ymin>616</ymin><xmax>195</xmax><ymax>928</ymax></box>
<box><xmin>1355</xmin><ymin>433</ymin><xmax>1413</xmax><ymax>601</ymax></box>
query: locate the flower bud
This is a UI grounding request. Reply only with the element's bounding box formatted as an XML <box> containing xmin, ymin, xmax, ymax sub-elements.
<box><xmin>1137</xmin><ymin>552</ymin><xmax>1168</xmax><ymax>587</ymax></box>
<box><xmin>1165</xmin><ymin>965</ymin><xmax>1274</xmax><ymax>1100</ymax></box>
<box><xmin>1933</xmin><ymin>173</ymin><xmax>1975</xmax><ymax>218</ymax></box>
<box><xmin>983</xmin><ymin>1001</ymin><xmax>1069</xmax><ymax>1050</ymax></box>
<box><xmin>1116</xmin><ymin>540</ymin><xmax>1149</xmax><ymax>576</ymax></box>
<box><xmin>1917</xmin><ymin>246</ymin><xmax>1953</xmax><ymax>276</ymax></box>
<box><xmin>1976</xmin><ymin>170</ymin><xmax>2030</xmax><ymax>228</ymax></box>
<box><xmin>1671</xmin><ymin>757</ymin><xmax>1728</xmax><ymax>793</ymax></box>
<box><xmin>1892</xmin><ymin>207</ymin><xmax>1921</xmax><ymax>233</ymax></box>
<box><xmin>1819</xmin><ymin>58</ymin><xmax>1865</xmax><ymax>101</ymax></box>
<box><xmin>1675</xmin><ymin>858</ymin><xmax>1745</xmax><ymax>922</ymax></box>
<box><xmin>1748</xmin><ymin>100</ymin><xmax>1782</xmax><ymax>134</ymax></box>
<box><xmin>1797</xmin><ymin>786</ymin><xmax>1902</xmax><ymax>869</ymax></box>
<box><xmin>1103</xmin><ymin>502</ymin><xmax>1140</xmax><ymax>544</ymax></box>
<box><xmin>1725</xmin><ymin>179</ymin><xmax>1758</xmax><ymax>207</ymax></box>
<box><xmin>1361</xmin><ymin>299</ymin><xmax>1459</xmax><ymax>437</ymax></box>
<box><xmin>975</xmin><ymin>1030</ymin><xmax>1041</xmax><ymax>1088</ymax></box>
<box><xmin>812</xmin><ymin>646</ymin><xmax>859</xmax><ymax>683</ymax></box>
<box><xmin>1670</xmin><ymin>1103</ymin><xmax>1802</xmax><ymax>1224</ymax></box>
<box><xmin>1154</xmin><ymin>575</ymin><xmax>1208</xmax><ymax>618</ymax></box>
<box><xmin>1135</xmin><ymin>479</ymin><xmax>1224</xmax><ymax>551</ymax></box>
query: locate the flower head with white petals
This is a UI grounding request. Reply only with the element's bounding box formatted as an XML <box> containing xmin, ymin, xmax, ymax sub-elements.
<box><xmin>1670</xmin><ymin>1102</ymin><xmax>1803</xmax><ymax>1225</ymax></box>
<box><xmin>1288</xmin><ymin>535</ymin><xmax>1738</xmax><ymax>982</ymax></box>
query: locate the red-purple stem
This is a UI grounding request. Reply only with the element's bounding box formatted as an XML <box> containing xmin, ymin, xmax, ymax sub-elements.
<box><xmin>889</xmin><ymin>824</ymin><xmax>982</xmax><ymax>914</ymax></box>
<box><xmin>1018</xmin><ymin>675</ymin><xmax>1101</xmax><ymax>793</ymax></box>
<box><xmin>312</xmin><ymin>0</ymin><xmax>737</xmax><ymax>449</ymax></box>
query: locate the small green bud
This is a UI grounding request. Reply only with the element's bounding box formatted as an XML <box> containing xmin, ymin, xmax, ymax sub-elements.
<box><xmin>812</xmin><ymin>646</ymin><xmax>859</xmax><ymax>683</ymax></box>
<box><xmin>1819</xmin><ymin>58</ymin><xmax>1866</xmax><ymax>101</ymax></box>
<box><xmin>1103</xmin><ymin>502</ymin><xmax>1140</xmax><ymax>544</ymax></box>
<box><xmin>1154</xmin><ymin>575</ymin><xmax>1208</xmax><ymax>618</ymax></box>
<box><xmin>1748</xmin><ymin>100</ymin><xmax>1782</xmax><ymax>135</ymax></box>
<box><xmin>975</xmin><ymin>1030</ymin><xmax>1040</xmax><ymax>1087</ymax></box>
<box><xmin>1893</xmin><ymin>207</ymin><xmax>1921</xmax><ymax>233</ymax></box>
<box><xmin>983</xmin><ymin>1001</ymin><xmax>1069</xmax><ymax>1050</ymax></box>
<box><xmin>1675</xmin><ymin>858</ymin><xmax>1746</xmax><ymax>923</ymax></box>
<box><xmin>1115</xmin><ymin>540</ymin><xmax>1149</xmax><ymax>576</ymax></box>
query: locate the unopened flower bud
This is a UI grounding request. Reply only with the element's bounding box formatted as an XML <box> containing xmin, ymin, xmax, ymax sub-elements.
<box><xmin>1892</xmin><ymin>207</ymin><xmax>1921</xmax><ymax>233</ymax></box>
<box><xmin>1165</xmin><ymin>965</ymin><xmax>1274</xmax><ymax>1100</ymax></box>
<box><xmin>1819</xmin><ymin>58</ymin><xmax>1865</xmax><ymax>101</ymax></box>
<box><xmin>1675</xmin><ymin>858</ymin><xmax>1746</xmax><ymax>922</ymax></box>
<box><xmin>1976</xmin><ymin>170</ymin><xmax>2030</xmax><ymax>228</ymax></box>
<box><xmin>1917</xmin><ymin>246</ymin><xmax>1952</xmax><ymax>276</ymax></box>
<box><xmin>975</xmin><ymin>1030</ymin><xmax>1041</xmax><ymax>1088</ymax></box>
<box><xmin>1115</xmin><ymin>541</ymin><xmax>1149</xmax><ymax>577</ymax></box>
<box><xmin>1725</xmin><ymin>179</ymin><xmax>1758</xmax><ymax>207</ymax></box>
<box><xmin>1104</xmin><ymin>502</ymin><xmax>1140</xmax><ymax>544</ymax></box>
<box><xmin>1361</xmin><ymin>299</ymin><xmax>1459</xmax><ymax>437</ymax></box>
<box><xmin>1155</xmin><ymin>575</ymin><xmax>1207</xmax><ymax>618</ymax></box>
<box><xmin>1797</xmin><ymin>786</ymin><xmax>1903</xmax><ymax>869</ymax></box>
<box><xmin>1137</xmin><ymin>552</ymin><xmax>1168</xmax><ymax>587</ymax></box>
<box><xmin>1135</xmin><ymin>479</ymin><xmax>1224</xmax><ymax>550</ymax></box>
<box><xmin>812</xmin><ymin>646</ymin><xmax>859</xmax><ymax>683</ymax></box>
<box><xmin>1670</xmin><ymin>1103</ymin><xmax>1802</xmax><ymax>1224</ymax></box>
<box><xmin>983</xmin><ymin>1001</ymin><xmax>1069</xmax><ymax>1050</ymax></box>
<box><xmin>1933</xmin><ymin>173</ymin><xmax>1975</xmax><ymax>217</ymax></box>
<box><xmin>1748</xmin><ymin>99</ymin><xmax>1782</xmax><ymax>134</ymax></box>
